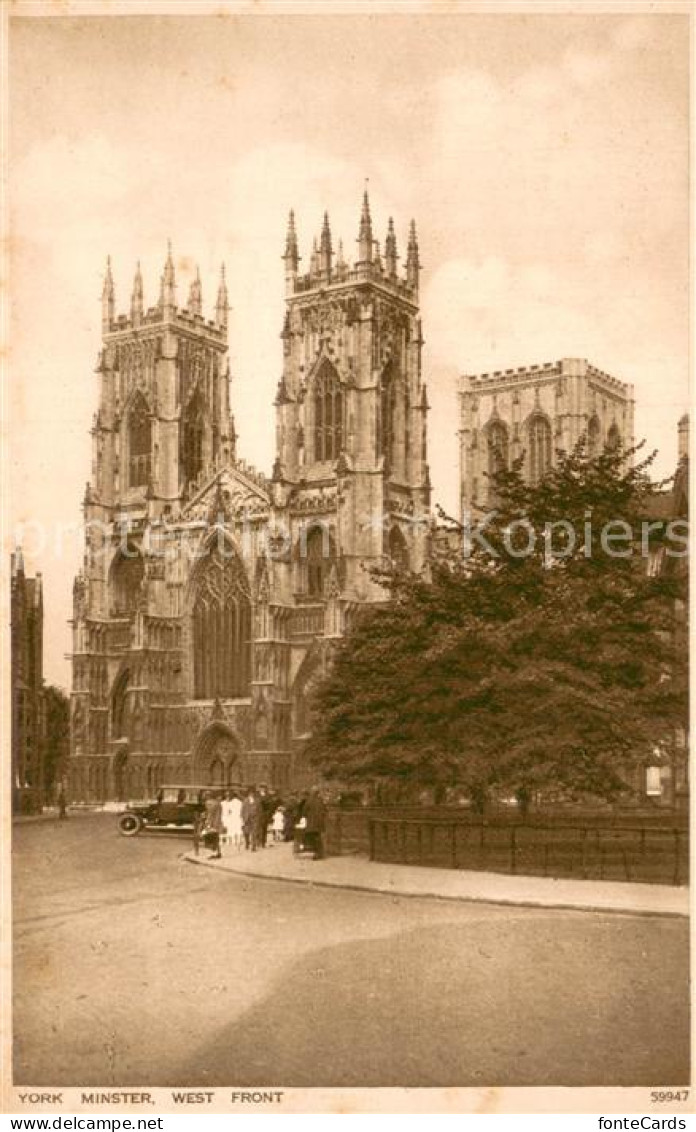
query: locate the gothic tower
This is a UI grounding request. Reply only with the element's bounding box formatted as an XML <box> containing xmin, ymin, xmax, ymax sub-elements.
<box><xmin>69</xmin><ymin>202</ymin><xmax>432</xmax><ymax>803</ymax></box>
<box><xmin>274</xmin><ymin>193</ymin><xmax>430</xmax><ymax>607</ymax></box>
<box><xmin>90</xmin><ymin>249</ymin><xmax>233</xmax><ymax>533</ymax></box>
<box><xmin>71</xmin><ymin>250</ymin><xmax>243</xmax><ymax>801</ymax></box>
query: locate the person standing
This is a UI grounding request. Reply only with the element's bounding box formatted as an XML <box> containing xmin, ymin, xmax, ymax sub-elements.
<box><xmin>241</xmin><ymin>787</ymin><xmax>260</xmax><ymax>852</ymax></box>
<box><xmin>204</xmin><ymin>792</ymin><xmax>223</xmax><ymax>859</ymax></box>
<box><xmin>192</xmin><ymin>805</ymin><xmax>205</xmax><ymax>857</ymax></box>
<box><xmin>272</xmin><ymin>804</ymin><xmax>285</xmax><ymax>842</ymax></box>
<box><xmin>222</xmin><ymin>791</ymin><xmax>243</xmax><ymax>852</ymax></box>
<box><xmin>303</xmin><ymin>786</ymin><xmax>327</xmax><ymax>860</ymax></box>
<box><xmin>257</xmin><ymin>786</ymin><xmax>276</xmax><ymax>849</ymax></box>
<box><xmin>57</xmin><ymin>788</ymin><xmax>68</xmax><ymax>820</ymax></box>
<box><xmin>283</xmin><ymin>796</ymin><xmax>298</xmax><ymax>842</ymax></box>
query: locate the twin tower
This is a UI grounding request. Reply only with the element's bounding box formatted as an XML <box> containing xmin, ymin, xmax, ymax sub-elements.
<box><xmin>70</xmin><ymin>193</ymin><xmax>430</xmax><ymax>801</ymax></box>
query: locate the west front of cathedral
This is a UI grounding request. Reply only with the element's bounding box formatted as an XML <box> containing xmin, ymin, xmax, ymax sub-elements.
<box><xmin>69</xmin><ymin>196</ymin><xmax>431</xmax><ymax>802</ymax></box>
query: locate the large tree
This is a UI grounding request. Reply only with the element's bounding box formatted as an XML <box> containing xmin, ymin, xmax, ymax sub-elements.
<box><xmin>306</xmin><ymin>443</ymin><xmax>687</xmax><ymax>806</ymax></box>
<box><xmin>43</xmin><ymin>684</ymin><xmax>70</xmax><ymax>800</ymax></box>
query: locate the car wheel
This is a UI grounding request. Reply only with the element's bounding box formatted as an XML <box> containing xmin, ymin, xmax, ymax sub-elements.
<box><xmin>118</xmin><ymin>813</ymin><xmax>143</xmax><ymax>837</ymax></box>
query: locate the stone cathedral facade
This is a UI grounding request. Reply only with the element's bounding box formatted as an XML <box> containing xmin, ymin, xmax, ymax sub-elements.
<box><xmin>69</xmin><ymin>195</ymin><xmax>431</xmax><ymax>802</ymax></box>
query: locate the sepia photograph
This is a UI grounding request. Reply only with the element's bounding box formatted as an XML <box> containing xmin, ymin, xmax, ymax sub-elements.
<box><xmin>3</xmin><ymin>0</ymin><xmax>691</xmax><ymax>1117</ymax></box>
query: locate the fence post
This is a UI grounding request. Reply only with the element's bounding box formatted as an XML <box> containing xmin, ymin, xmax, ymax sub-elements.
<box><xmin>368</xmin><ymin>820</ymin><xmax>375</xmax><ymax>862</ymax></box>
<box><xmin>334</xmin><ymin>811</ymin><xmax>342</xmax><ymax>858</ymax></box>
<box><xmin>401</xmin><ymin>821</ymin><xmax>407</xmax><ymax>863</ymax></box>
<box><xmin>451</xmin><ymin>824</ymin><xmax>457</xmax><ymax>869</ymax></box>
<box><xmin>674</xmin><ymin>829</ymin><xmax>681</xmax><ymax>886</ymax></box>
<box><xmin>510</xmin><ymin>827</ymin><xmax>517</xmax><ymax>875</ymax></box>
<box><xmin>417</xmin><ymin>823</ymin><xmax>423</xmax><ymax>865</ymax></box>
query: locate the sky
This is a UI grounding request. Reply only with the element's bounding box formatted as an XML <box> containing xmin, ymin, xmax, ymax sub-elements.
<box><xmin>7</xmin><ymin>9</ymin><xmax>690</xmax><ymax>690</ymax></box>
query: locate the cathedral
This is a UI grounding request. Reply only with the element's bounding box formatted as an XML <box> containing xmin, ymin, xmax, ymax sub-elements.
<box><xmin>69</xmin><ymin>194</ymin><xmax>431</xmax><ymax>802</ymax></box>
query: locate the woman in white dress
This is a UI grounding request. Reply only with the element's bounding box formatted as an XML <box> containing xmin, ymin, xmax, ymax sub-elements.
<box><xmin>221</xmin><ymin>792</ymin><xmax>243</xmax><ymax>852</ymax></box>
<box><xmin>272</xmin><ymin>805</ymin><xmax>285</xmax><ymax>842</ymax></box>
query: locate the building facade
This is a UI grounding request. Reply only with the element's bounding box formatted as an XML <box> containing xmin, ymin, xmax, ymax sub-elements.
<box><xmin>69</xmin><ymin>195</ymin><xmax>431</xmax><ymax>802</ymax></box>
<box><xmin>458</xmin><ymin>357</ymin><xmax>634</xmax><ymax>516</ymax></box>
<box><xmin>11</xmin><ymin>549</ymin><xmax>46</xmax><ymax>813</ymax></box>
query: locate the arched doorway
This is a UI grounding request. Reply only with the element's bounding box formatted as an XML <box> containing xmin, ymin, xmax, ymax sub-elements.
<box><xmin>192</xmin><ymin>723</ymin><xmax>240</xmax><ymax>786</ymax></box>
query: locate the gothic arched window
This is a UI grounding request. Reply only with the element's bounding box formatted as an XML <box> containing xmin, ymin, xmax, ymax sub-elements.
<box><xmin>313</xmin><ymin>361</ymin><xmax>343</xmax><ymax>462</ymax></box>
<box><xmin>607</xmin><ymin>423</ymin><xmax>621</xmax><ymax>452</ymax></box>
<box><xmin>305</xmin><ymin>526</ymin><xmax>337</xmax><ymax>598</ymax></box>
<box><xmin>388</xmin><ymin>525</ymin><xmax>410</xmax><ymax>572</ymax></box>
<box><xmin>377</xmin><ymin>362</ymin><xmax>397</xmax><ymax>468</ymax></box>
<box><xmin>128</xmin><ymin>395</ymin><xmax>151</xmax><ymax>488</ymax></box>
<box><xmin>528</xmin><ymin>415</ymin><xmax>553</xmax><ymax>484</ymax></box>
<box><xmin>110</xmin><ymin>546</ymin><xmax>144</xmax><ymax>616</ymax></box>
<box><xmin>587</xmin><ymin>415</ymin><xmax>601</xmax><ymax>457</ymax></box>
<box><xmin>192</xmin><ymin>543</ymin><xmax>251</xmax><ymax>700</ymax></box>
<box><xmin>183</xmin><ymin>389</ymin><xmax>206</xmax><ymax>487</ymax></box>
<box><xmin>488</xmin><ymin>421</ymin><xmax>509</xmax><ymax>476</ymax></box>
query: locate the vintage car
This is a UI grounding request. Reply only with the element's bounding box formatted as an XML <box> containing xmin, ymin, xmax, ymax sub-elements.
<box><xmin>117</xmin><ymin>784</ymin><xmax>226</xmax><ymax>836</ymax></box>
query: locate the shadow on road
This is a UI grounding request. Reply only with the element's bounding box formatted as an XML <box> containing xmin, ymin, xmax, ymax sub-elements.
<box><xmin>179</xmin><ymin>919</ymin><xmax>690</xmax><ymax>1088</ymax></box>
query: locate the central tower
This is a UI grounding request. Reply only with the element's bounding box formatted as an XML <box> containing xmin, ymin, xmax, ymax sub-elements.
<box><xmin>273</xmin><ymin>192</ymin><xmax>430</xmax><ymax>601</ymax></box>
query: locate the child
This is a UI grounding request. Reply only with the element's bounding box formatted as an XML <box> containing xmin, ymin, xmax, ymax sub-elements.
<box><xmin>272</xmin><ymin>805</ymin><xmax>285</xmax><ymax>842</ymax></box>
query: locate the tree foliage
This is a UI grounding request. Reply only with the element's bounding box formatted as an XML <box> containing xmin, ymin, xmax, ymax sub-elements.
<box><xmin>306</xmin><ymin>443</ymin><xmax>687</xmax><ymax>806</ymax></box>
<box><xmin>43</xmin><ymin>684</ymin><xmax>70</xmax><ymax>797</ymax></box>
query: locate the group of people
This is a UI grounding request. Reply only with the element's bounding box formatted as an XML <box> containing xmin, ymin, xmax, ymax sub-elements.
<box><xmin>194</xmin><ymin>785</ymin><xmax>327</xmax><ymax>861</ymax></box>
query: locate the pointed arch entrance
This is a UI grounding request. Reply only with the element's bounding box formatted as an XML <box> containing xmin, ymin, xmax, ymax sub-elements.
<box><xmin>192</xmin><ymin>723</ymin><xmax>241</xmax><ymax>787</ymax></box>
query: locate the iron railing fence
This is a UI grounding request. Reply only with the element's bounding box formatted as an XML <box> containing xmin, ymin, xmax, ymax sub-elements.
<box><xmin>325</xmin><ymin>809</ymin><xmax>688</xmax><ymax>887</ymax></box>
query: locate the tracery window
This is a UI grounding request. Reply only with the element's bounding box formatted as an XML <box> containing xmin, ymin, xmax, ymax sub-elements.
<box><xmin>128</xmin><ymin>395</ymin><xmax>151</xmax><ymax>488</ymax></box>
<box><xmin>192</xmin><ymin>544</ymin><xmax>251</xmax><ymax>700</ymax></box>
<box><xmin>183</xmin><ymin>389</ymin><xmax>206</xmax><ymax>486</ymax></box>
<box><xmin>607</xmin><ymin>423</ymin><xmax>621</xmax><ymax>451</ymax></box>
<box><xmin>528</xmin><ymin>415</ymin><xmax>553</xmax><ymax>485</ymax></box>
<box><xmin>306</xmin><ymin>526</ymin><xmax>337</xmax><ymax>598</ymax></box>
<box><xmin>313</xmin><ymin>361</ymin><xmax>343</xmax><ymax>462</ymax></box>
<box><xmin>377</xmin><ymin>362</ymin><xmax>397</xmax><ymax>468</ymax></box>
<box><xmin>110</xmin><ymin>546</ymin><xmax>144</xmax><ymax>616</ymax></box>
<box><xmin>388</xmin><ymin>526</ymin><xmax>410</xmax><ymax>572</ymax></box>
<box><xmin>587</xmin><ymin>415</ymin><xmax>601</xmax><ymax>457</ymax></box>
<box><xmin>487</xmin><ymin>421</ymin><xmax>509</xmax><ymax>476</ymax></box>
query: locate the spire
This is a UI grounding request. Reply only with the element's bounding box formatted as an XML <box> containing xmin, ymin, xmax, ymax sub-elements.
<box><xmin>283</xmin><ymin>210</ymin><xmax>300</xmax><ymax>295</ymax></box>
<box><xmin>188</xmin><ymin>266</ymin><xmax>202</xmax><ymax>316</ymax></box>
<box><xmin>215</xmin><ymin>263</ymin><xmax>228</xmax><ymax>329</ymax></box>
<box><xmin>283</xmin><ymin>209</ymin><xmax>299</xmax><ymax>273</ymax></box>
<box><xmin>102</xmin><ymin>256</ymin><xmax>115</xmax><ymax>333</ymax></box>
<box><xmin>159</xmin><ymin>240</ymin><xmax>176</xmax><ymax>315</ymax></box>
<box><xmin>310</xmin><ymin>236</ymin><xmax>319</xmax><ymax>277</ymax></box>
<box><xmin>373</xmin><ymin>238</ymin><xmax>383</xmax><ymax>273</ymax></box>
<box><xmin>319</xmin><ymin>211</ymin><xmax>333</xmax><ymax>278</ymax></box>
<box><xmin>385</xmin><ymin>217</ymin><xmax>398</xmax><ymax>278</ymax></box>
<box><xmin>406</xmin><ymin>219</ymin><xmax>420</xmax><ymax>292</ymax></box>
<box><xmin>130</xmin><ymin>261</ymin><xmax>143</xmax><ymax>325</ymax></box>
<box><xmin>357</xmin><ymin>190</ymin><xmax>373</xmax><ymax>265</ymax></box>
<box><xmin>336</xmin><ymin>238</ymin><xmax>346</xmax><ymax>273</ymax></box>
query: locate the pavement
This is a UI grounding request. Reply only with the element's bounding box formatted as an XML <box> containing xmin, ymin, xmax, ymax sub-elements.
<box><xmin>186</xmin><ymin>839</ymin><xmax>690</xmax><ymax>917</ymax></box>
<box><xmin>13</xmin><ymin>814</ymin><xmax>689</xmax><ymax>1087</ymax></box>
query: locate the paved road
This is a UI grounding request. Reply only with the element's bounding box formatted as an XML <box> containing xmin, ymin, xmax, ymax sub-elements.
<box><xmin>13</xmin><ymin>814</ymin><xmax>689</xmax><ymax>1087</ymax></box>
